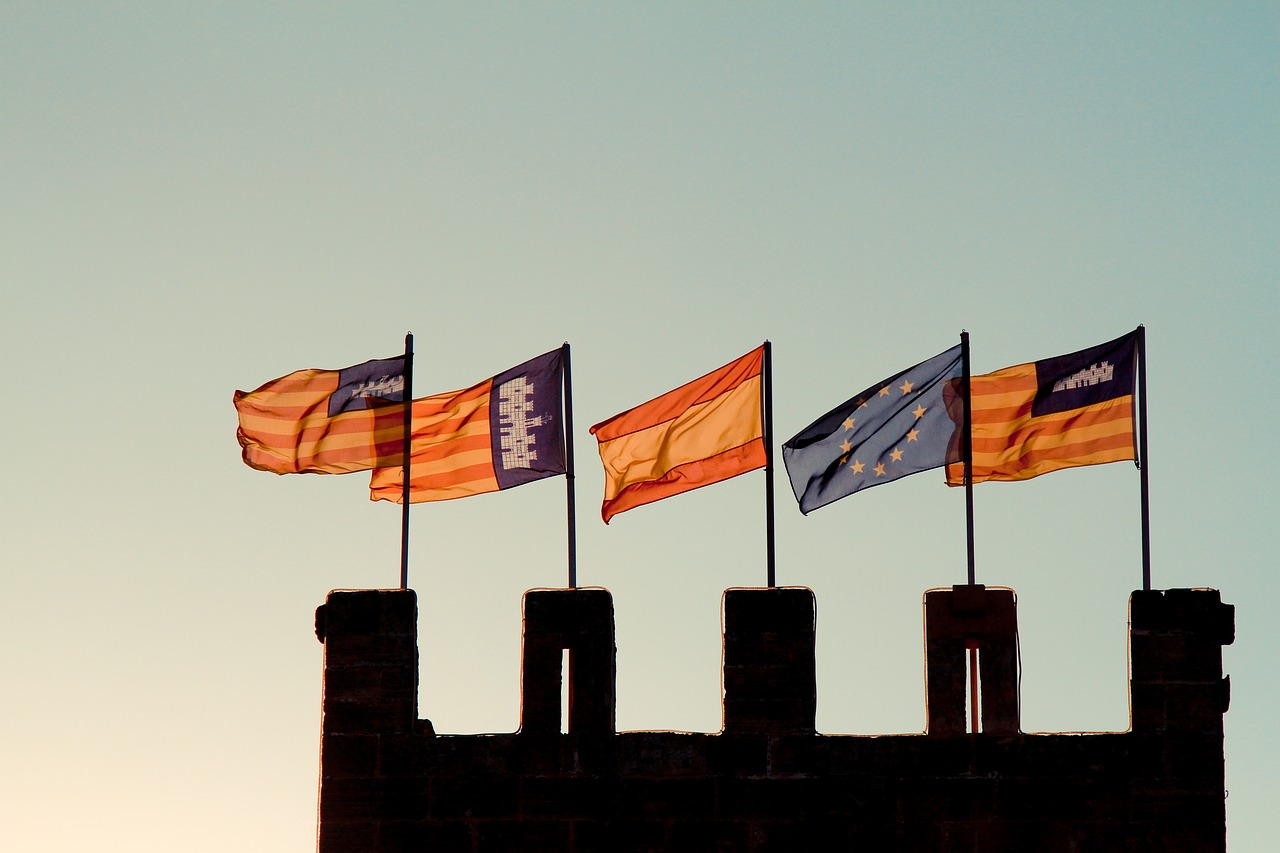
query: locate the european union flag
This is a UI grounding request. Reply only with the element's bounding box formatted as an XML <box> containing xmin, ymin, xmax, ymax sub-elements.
<box><xmin>782</xmin><ymin>345</ymin><xmax>964</xmax><ymax>514</ymax></box>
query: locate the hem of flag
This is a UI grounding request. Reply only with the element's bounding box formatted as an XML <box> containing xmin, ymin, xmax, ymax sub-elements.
<box><xmin>600</xmin><ymin>439</ymin><xmax>766</xmax><ymax>524</ymax></box>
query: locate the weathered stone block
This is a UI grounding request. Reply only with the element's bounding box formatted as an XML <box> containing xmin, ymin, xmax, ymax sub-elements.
<box><xmin>320</xmin><ymin>733</ymin><xmax>379</xmax><ymax>778</ymax></box>
<box><xmin>428</xmin><ymin>774</ymin><xmax>518</xmax><ymax>821</ymax></box>
<box><xmin>669</xmin><ymin>818</ymin><xmax>750</xmax><ymax>853</ymax></box>
<box><xmin>475</xmin><ymin>819</ymin><xmax>570</xmax><ymax>852</ymax></box>
<box><xmin>379</xmin><ymin>820</ymin><xmax>472</xmax><ymax>852</ymax></box>
<box><xmin>617</xmin><ymin>732</ymin><xmax>708</xmax><ymax>777</ymax></box>
<box><xmin>614</xmin><ymin>777</ymin><xmax>716</xmax><ymax>821</ymax></box>
<box><xmin>570</xmin><ymin>819</ymin><xmax>667</xmax><ymax>853</ymax></box>
<box><xmin>518</xmin><ymin>776</ymin><xmax>612</xmax><ymax>820</ymax></box>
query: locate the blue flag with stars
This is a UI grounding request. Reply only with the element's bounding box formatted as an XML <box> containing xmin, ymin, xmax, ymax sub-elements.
<box><xmin>782</xmin><ymin>345</ymin><xmax>964</xmax><ymax>514</ymax></box>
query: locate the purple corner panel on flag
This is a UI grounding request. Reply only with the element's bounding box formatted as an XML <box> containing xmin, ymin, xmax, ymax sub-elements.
<box><xmin>489</xmin><ymin>348</ymin><xmax>567</xmax><ymax>491</ymax></box>
<box><xmin>328</xmin><ymin>355</ymin><xmax>407</xmax><ymax>416</ymax></box>
<box><xmin>1030</xmin><ymin>331</ymin><xmax>1137</xmax><ymax>418</ymax></box>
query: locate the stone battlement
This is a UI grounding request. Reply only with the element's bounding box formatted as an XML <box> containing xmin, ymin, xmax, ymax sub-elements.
<box><xmin>315</xmin><ymin>585</ymin><xmax>1232</xmax><ymax>852</ymax></box>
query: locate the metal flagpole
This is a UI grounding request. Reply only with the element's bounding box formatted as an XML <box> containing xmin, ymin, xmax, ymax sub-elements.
<box><xmin>400</xmin><ymin>332</ymin><xmax>413</xmax><ymax>590</ymax></box>
<box><xmin>1137</xmin><ymin>325</ymin><xmax>1151</xmax><ymax>592</ymax></box>
<box><xmin>961</xmin><ymin>331</ymin><xmax>976</xmax><ymax>587</ymax></box>
<box><xmin>763</xmin><ymin>341</ymin><xmax>777</xmax><ymax>588</ymax></box>
<box><xmin>562</xmin><ymin>342</ymin><xmax>578</xmax><ymax>589</ymax></box>
<box><xmin>961</xmin><ymin>331</ymin><xmax>979</xmax><ymax>733</ymax></box>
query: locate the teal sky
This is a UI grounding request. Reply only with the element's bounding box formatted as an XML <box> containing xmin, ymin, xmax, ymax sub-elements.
<box><xmin>3</xmin><ymin>3</ymin><xmax>1276</xmax><ymax>850</ymax></box>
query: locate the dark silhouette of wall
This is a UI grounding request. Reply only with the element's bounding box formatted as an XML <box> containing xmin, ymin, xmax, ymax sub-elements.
<box><xmin>314</xmin><ymin>585</ymin><xmax>1232</xmax><ymax>852</ymax></box>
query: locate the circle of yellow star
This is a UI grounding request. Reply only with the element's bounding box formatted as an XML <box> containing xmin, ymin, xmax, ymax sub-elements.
<box><xmin>874</xmin><ymin>462</ymin><xmax>886</xmax><ymax>476</ymax></box>
<box><xmin>890</xmin><ymin>447</ymin><xmax>904</xmax><ymax>462</ymax></box>
<box><xmin>849</xmin><ymin>459</ymin><xmax>865</xmax><ymax>474</ymax></box>
<box><xmin>912</xmin><ymin>403</ymin><xmax>927</xmax><ymax>419</ymax></box>
<box><xmin>907</xmin><ymin>428</ymin><xmax>920</xmax><ymax>442</ymax></box>
<box><xmin>899</xmin><ymin>379</ymin><xmax>914</xmax><ymax>395</ymax></box>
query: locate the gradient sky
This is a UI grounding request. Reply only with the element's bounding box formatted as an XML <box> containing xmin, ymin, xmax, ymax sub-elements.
<box><xmin>3</xmin><ymin>3</ymin><xmax>1276</xmax><ymax>850</ymax></box>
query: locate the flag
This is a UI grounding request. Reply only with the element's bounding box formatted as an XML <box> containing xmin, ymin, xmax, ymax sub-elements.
<box><xmin>369</xmin><ymin>348</ymin><xmax>566</xmax><ymax>503</ymax></box>
<box><xmin>589</xmin><ymin>346</ymin><xmax>766</xmax><ymax>524</ymax></box>
<box><xmin>234</xmin><ymin>355</ymin><xmax>407</xmax><ymax>475</ymax></box>
<box><xmin>782</xmin><ymin>345</ymin><xmax>964</xmax><ymax>514</ymax></box>
<box><xmin>946</xmin><ymin>330</ymin><xmax>1138</xmax><ymax>485</ymax></box>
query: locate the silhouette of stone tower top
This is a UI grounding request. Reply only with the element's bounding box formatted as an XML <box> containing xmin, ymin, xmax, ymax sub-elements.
<box><xmin>314</xmin><ymin>584</ymin><xmax>1232</xmax><ymax>852</ymax></box>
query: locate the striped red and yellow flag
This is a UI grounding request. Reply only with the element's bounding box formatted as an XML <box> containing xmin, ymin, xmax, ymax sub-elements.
<box><xmin>369</xmin><ymin>348</ymin><xmax>566</xmax><ymax>503</ymax></box>
<box><xmin>590</xmin><ymin>346</ymin><xmax>766</xmax><ymax>523</ymax></box>
<box><xmin>946</xmin><ymin>331</ymin><xmax>1138</xmax><ymax>485</ymax></box>
<box><xmin>234</xmin><ymin>356</ymin><xmax>407</xmax><ymax>475</ymax></box>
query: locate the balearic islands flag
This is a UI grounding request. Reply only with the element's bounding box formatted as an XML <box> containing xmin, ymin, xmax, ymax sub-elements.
<box><xmin>369</xmin><ymin>348</ymin><xmax>566</xmax><ymax>503</ymax></box>
<box><xmin>782</xmin><ymin>345</ymin><xmax>964</xmax><ymax>514</ymax></box>
<box><xmin>589</xmin><ymin>346</ymin><xmax>766</xmax><ymax>523</ymax></box>
<box><xmin>234</xmin><ymin>355</ymin><xmax>407</xmax><ymax>475</ymax></box>
<box><xmin>946</xmin><ymin>330</ymin><xmax>1138</xmax><ymax>485</ymax></box>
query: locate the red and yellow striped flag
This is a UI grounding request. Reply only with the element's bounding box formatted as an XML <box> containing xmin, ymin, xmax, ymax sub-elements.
<box><xmin>234</xmin><ymin>356</ymin><xmax>407</xmax><ymax>475</ymax></box>
<box><xmin>369</xmin><ymin>349</ymin><xmax>566</xmax><ymax>503</ymax></box>
<box><xmin>946</xmin><ymin>331</ymin><xmax>1138</xmax><ymax>485</ymax></box>
<box><xmin>590</xmin><ymin>346</ymin><xmax>766</xmax><ymax>523</ymax></box>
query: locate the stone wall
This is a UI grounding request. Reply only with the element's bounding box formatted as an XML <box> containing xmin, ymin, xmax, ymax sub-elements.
<box><xmin>314</xmin><ymin>585</ymin><xmax>1232</xmax><ymax>852</ymax></box>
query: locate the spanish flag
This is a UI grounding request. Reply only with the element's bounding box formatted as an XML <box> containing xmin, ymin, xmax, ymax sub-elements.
<box><xmin>234</xmin><ymin>355</ymin><xmax>407</xmax><ymax>475</ymax></box>
<box><xmin>369</xmin><ymin>348</ymin><xmax>566</xmax><ymax>503</ymax></box>
<box><xmin>947</xmin><ymin>330</ymin><xmax>1138</xmax><ymax>485</ymax></box>
<box><xmin>590</xmin><ymin>346</ymin><xmax>766</xmax><ymax>523</ymax></box>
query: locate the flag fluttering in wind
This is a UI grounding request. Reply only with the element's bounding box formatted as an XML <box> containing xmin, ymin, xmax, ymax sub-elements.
<box><xmin>590</xmin><ymin>346</ymin><xmax>766</xmax><ymax>524</ymax></box>
<box><xmin>234</xmin><ymin>355</ymin><xmax>407</xmax><ymax>475</ymax></box>
<box><xmin>782</xmin><ymin>345</ymin><xmax>964</xmax><ymax>514</ymax></box>
<box><xmin>945</xmin><ymin>330</ymin><xmax>1138</xmax><ymax>485</ymax></box>
<box><xmin>370</xmin><ymin>348</ymin><xmax>566</xmax><ymax>503</ymax></box>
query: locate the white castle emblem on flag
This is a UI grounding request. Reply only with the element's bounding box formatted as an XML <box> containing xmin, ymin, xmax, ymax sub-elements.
<box><xmin>349</xmin><ymin>374</ymin><xmax>404</xmax><ymax>402</ymax></box>
<box><xmin>497</xmin><ymin>376</ymin><xmax>543</xmax><ymax>470</ymax></box>
<box><xmin>1052</xmin><ymin>361</ymin><xmax>1114</xmax><ymax>392</ymax></box>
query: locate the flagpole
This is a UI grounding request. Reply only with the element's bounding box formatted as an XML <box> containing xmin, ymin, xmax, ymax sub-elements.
<box><xmin>961</xmin><ymin>331</ymin><xmax>975</xmax><ymax>587</ymax></box>
<box><xmin>961</xmin><ymin>330</ymin><xmax>979</xmax><ymax>734</ymax></box>
<box><xmin>562</xmin><ymin>342</ymin><xmax>578</xmax><ymax>589</ymax></box>
<box><xmin>1137</xmin><ymin>325</ymin><xmax>1150</xmax><ymax>592</ymax></box>
<box><xmin>763</xmin><ymin>341</ymin><xmax>777</xmax><ymax>588</ymax></box>
<box><xmin>400</xmin><ymin>332</ymin><xmax>413</xmax><ymax>590</ymax></box>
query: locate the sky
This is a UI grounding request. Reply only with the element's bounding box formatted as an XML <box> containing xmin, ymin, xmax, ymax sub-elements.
<box><xmin>2</xmin><ymin>3</ymin><xmax>1276</xmax><ymax>850</ymax></box>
